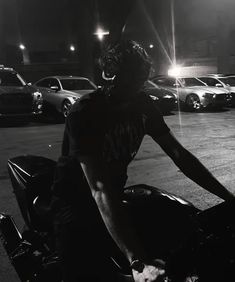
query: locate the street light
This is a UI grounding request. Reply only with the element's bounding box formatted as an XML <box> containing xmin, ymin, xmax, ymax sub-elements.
<box><xmin>69</xmin><ymin>45</ymin><xmax>75</xmax><ymax>52</ymax></box>
<box><xmin>94</xmin><ymin>27</ymin><xmax>109</xmax><ymax>41</ymax></box>
<box><xmin>18</xmin><ymin>43</ymin><xmax>30</xmax><ymax>64</ymax></box>
<box><xmin>168</xmin><ymin>65</ymin><xmax>182</xmax><ymax>77</ymax></box>
<box><xmin>19</xmin><ymin>44</ymin><xmax>26</xmax><ymax>50</ymax></box>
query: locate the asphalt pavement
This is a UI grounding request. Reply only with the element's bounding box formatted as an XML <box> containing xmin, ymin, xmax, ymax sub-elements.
<box><xmin>0</xmin><ymin>108</ymin><xmax>235</xmax><ymax>281</ymax></box>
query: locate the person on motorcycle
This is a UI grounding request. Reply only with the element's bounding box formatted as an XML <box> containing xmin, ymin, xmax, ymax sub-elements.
<box><xmin>52</xmin><ymin>39</ymin><xmax>234</xmax><ymax>282</ymax></box>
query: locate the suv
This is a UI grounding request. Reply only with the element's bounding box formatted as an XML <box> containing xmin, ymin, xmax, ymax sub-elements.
<box><xmin>197</xmin><ymin>75</ymin><xmax>235</xmax><ymax>106</ymax></box>
<box><xmin>0</xmin><ymin>66</ymin><xmax>43</xmax><ymax>117</ymax></box>
<box><xmin>151</xmin><ymin>76</ymin><xmax>231</xmax><ymax>111</ymax></box>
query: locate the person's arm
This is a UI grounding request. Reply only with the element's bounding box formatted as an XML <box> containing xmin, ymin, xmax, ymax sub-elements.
<box><xmin>78</xmin><ymin>154</ymin><xmax>166</xmax><ymax>282</ymax></box>
<box><xmin>153</xmin><ymin>131</ymin><xmax>234</xmax><ymax>201</ymax></box>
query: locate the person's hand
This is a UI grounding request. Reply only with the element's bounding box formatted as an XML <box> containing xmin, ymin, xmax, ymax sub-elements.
<box><xmin>132</xmin><ymin>259</ymin><xmax>166</xmax><ymax>282</ymax></box>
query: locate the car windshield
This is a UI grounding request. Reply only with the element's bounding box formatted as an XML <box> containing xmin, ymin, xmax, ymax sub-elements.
<box><xmin>0</xmin><ymin>72</ymin><xmax>25</xmax><ymax>87</ymax></box>
<box><xmin>153</xmin><ymin>77</ymin><xmax>177</xmax><ymax>87</ymax></box>
<box><xmin>145</xmin><ymin>80</ymin><xmax>160</xmax><ymax>89</ymax></box>
<box><xmin>60</xmin><ymin>79</ymin><xmax>96</xmax><ymax>90</ymax></box>
<box><xmin>218</xmin><ymin>77</ymin><xmax>235</xmax><ymax>86</ymax></box>
<box><xmin>181</xmin><ymin>77</ymin><xmax>205</xmax><ymax>87</ymax></box>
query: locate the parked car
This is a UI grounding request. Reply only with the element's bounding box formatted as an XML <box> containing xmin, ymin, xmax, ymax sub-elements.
<box><xmin>0</xmin><ymin>65</ymin><xmax>43</xmax><ymax>118</ymax></box>
<box><xmin>151</xmin><ymin>75</ymin><xmax>231</xmax><ymax>111</ymax></box>
<box><xmin>197</xmin><ymin>75</ymin><xmax>235</xmax><ymax>106</ymax></box>
<box><xmin>34</xmin><ymin>76</ymin><xmax>97</xmax><ymax>117</ymax></box>
<box><xmin>144</xmin><ymin>80</ymin><xmax>177</xmax><ymax>113</ymax></box>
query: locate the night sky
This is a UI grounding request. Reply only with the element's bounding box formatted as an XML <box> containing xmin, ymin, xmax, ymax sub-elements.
<box><xmin>1</xmin><ymin>0</ymin><xmax>235</xmax><ymax>77</ymax></box>
<box><xmin>4</xmin><ymin>0</ymin><xmax>136</xmax><ymax>50</ymax></box>
<box><xmin>3</xmin><ymin>0</ymin><xmax>235</xmax><ymax>50</ymax></box>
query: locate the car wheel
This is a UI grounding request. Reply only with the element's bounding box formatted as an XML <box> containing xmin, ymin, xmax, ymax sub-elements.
<box><xmin>62</xmin><ymin>100</ymin><xmax>72</xmax><ymax>118</ymax></box>
<box><xmin>185</xmin><ymin>94</ymin><xmax>202</xmax><ymax>111</ymax></box>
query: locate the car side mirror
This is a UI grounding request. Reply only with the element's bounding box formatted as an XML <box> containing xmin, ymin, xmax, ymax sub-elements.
<box><xmin>215</xmin><ymin>83</ymin><xmax>223</xmax><ymax>87</ymax></box>
<box><xmin>50</xmin><ymin>85</ymin><xmax>59</xmax><ymax>92</ymax></box>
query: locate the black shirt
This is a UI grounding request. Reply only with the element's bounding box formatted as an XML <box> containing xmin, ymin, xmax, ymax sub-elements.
<box><xmin>52</xmin><ymin>88</ymin><xmax>170</xmax><ymax>224</ymax></box>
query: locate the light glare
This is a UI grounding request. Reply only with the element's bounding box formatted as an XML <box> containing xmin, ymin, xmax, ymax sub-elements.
<box><xmin>19</xmin><ymin>44</ymin><xmax>25</xmax><ymax>50</ymax></box>
<box><xmin>94</xmin><ymin>27</ymin><xmax>109</xmax><ymax>41</ymax></box>
<box><xmin>168</xmin><ymin>65</ymin><xmax>182</xmax><ymax>77</ymax></box>
<box><xmin>70</xmin><ymin>45</ymin><xmax>75</xmax><ymax>52</ymax></box>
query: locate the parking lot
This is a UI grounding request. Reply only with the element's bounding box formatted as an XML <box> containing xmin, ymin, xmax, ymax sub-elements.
<box><xmin>0</xmin><ymin>107</ymin><xmax>235</xmax><ymax>281</ymax></box>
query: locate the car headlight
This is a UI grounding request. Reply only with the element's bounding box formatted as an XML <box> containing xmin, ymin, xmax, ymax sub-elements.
<box><xmin>32</xmin><ymin>91</ymin><xmax>43</xmax><ymax>111</ymax></box>
<box><xmin>33</xmin><ymin>91</ymin><xmax>42</xmax><ymax>99</ymax></box>
<box><xmin>149</xmin><ymin>95</ymin><xmax>159</xmax><ymax>101</ymax></box>
<box><xmin>164</xmin><ymin>94</ymin><xmax>173</xmax><ymax>99</ymax></box>
<box><xmin>72</xmin><ymin>96</ymin><xmax>78</xmax><ymax>101</ymax></box>
<box><xmin>202</xmin><ymin>92</ymin><xmax>215</xmax><ymax>99</ymax></box>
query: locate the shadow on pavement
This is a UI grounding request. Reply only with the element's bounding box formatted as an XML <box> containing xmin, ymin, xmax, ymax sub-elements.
<box><xmin>163</xmin><ymin>111</ymin><xmax>176</xmax><ymax>116</ymax></box>
<box><xmin>203</xmin><ymin>107</ymin><xmax>231</xmax><ymax>113</ymax></box>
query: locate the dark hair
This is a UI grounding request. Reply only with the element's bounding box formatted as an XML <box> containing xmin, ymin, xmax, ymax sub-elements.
<box><xmin>100</xmin><ymin>40</ymin><xmax>151</xmax><ymax>87</ymax></box>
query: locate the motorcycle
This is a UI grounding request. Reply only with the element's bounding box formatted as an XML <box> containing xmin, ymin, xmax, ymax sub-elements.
<box><xmin>1</xmin><ymin>154</ymin><xmax>235</xmax><ymax>282</ymax></box>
